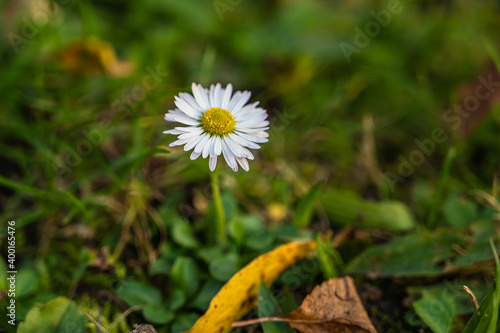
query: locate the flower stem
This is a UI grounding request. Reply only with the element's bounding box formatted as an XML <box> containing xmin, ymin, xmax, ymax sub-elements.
<box><xmin>211</xmin><ymin>169</ymin><xmax>227</xmax><ymax>247</ymax></box>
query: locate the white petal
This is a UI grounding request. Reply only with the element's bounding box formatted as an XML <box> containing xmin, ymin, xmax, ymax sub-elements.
<box><xmin>203</xmin><ymin>136</ymin><xmax>214</xmax><ymax>158</ymax></box>
<box><xmin>220</xmin><ymin>83</ymin><xmax>233</xmax><ymax>109</ymax></box>
<box><xmin>184</xmin><ymin>134</ymin><xmax>205</xmax><ymax>151</ymax></box>
<box><xmin>230</xmin><ymin>91</ymin><xmax>251</xmax><ymax>115</ymax></box>
<box><xmin>209</xmin><ymin>83</ymin><xmax>223</xmax><ymax>108</ymax></box>
<box><xmin>173</xmin><ymin>126</ymin><xmax>202</xmax><ymax>133</ymax></box>
<box><xmin>208</xmin><ymin>84</ymin><xmax>215</xmax><ymax>108</ymax></box>
<box><xmin>249</xmin><ymin>131</ymin><xmax>269</xmax><ymax>138</ymax></box>
<box><xmin>163</xmin><ymin>129</ymin><xmax>183</xmax><ymax>135</ymax></box>
<box><xmin>221</xmin><ymin>141</ymin><xmax>237</xmax><ymax>169</ymax></box>
<box><xmin>190</xmin><ymin>151</ymin><xmax>201</xmax><ymax>160</ymax></box>
<box><xmin>174</xmin><ymin>97</ymin><xmax>201</xmax><ymax>119</ymax></box>
<box><xmin>165</xmin><ymin>112</ymin><xmax>199</xmax><ymax>126</ymax></box>
<box><xmin>227</xmin><ymin>92</ymin><xmax>241</xmax><ymax>112</ymax></box>
<box><xmin>209</xmin><ymin>155</ymin><xmax>217</xmax><ymax>171</ymax></box>
<box><xmin>233</xmin><ymin>102</ymin><xmax>260</xmax><ymax>121</ymax></box>
<box><xmin>241</xmin><ymin>147</ymin><xmax>254</xmax><ymax>160</ymax></box>
<box><xmin>178</xmin><ymin>128</ymin><xmax>203</xmax><ymax>140</ymax></box>
<box><xmin>235</xmin><ymin>109</ymin><xmax>267</xmax><ymax>122</ymax></box>
<box><xmin>209</xmin><ymin>137</ymin><xmax>218</xmax><ymax>157</ymax></box>
<box><xmin>236</xmin><ymin>157</ymin><xmax>249</xmax><ymax>171</ymax></box>
<box><xmin>237</xmin><ymin>125</ymin><xmax>270</xmax><ymax>133</ymax></box>
<box><xmin>214</xmin><ymin>136</ymin><xmax>222</xmax><ymax>155</ymax></box>
<box><xmin>224</xmin><ymin>137</ymin><xmax>246</xmax><ymax>158</ymax></box>
<box><xmin>231</xmin><ymin>164</ymin><xmax>238</xmax><ymax>172</ymax></box>
<box><xmin>236</xmin><ymin>131</ymin><xmax>269</xmax><ymax>143</ymax></box>
<box><xmin>194</xmin><ymin>132</ymin><xmax>211</xmax><ymax>153</ymax></box>
<box><xmin>229</xmin><ymin>133</ymin><xmax>261</xmax><ymax>149</ymax></box>
<box><xmin>249</xmin><ymin>121</ymin><xmax>270</xmax><ymax>128</ymax></box>
<box><xmin>191</xmin><ymin>83</ymin><xmax>209</xmax><ymax>110</ymax></box>
<box><xmin>179</xmin><ymin>92</ymin><xmax>204</xmax><ymax>114</ymax></box>
<box><xmin>169</xmin><ymin>138</ymin><xmax>191</xmax><ymax>147</ymax></box>
<box><xmin>236</xmin><ymin>114</ymin><xmax>269</xmax><ymax>128</ymax></box>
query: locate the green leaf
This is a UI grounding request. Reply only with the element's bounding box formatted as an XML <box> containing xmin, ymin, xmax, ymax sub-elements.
<box><xmin>189</xmin><ymin>280</ymin><xmax>224</xmax><ymax>311</ymax></box>
<box><xmin>462</xmin><ymin>280</ymin><xmax>496</xmax><ymax>332</ymax></box>
<box><xmin>171</xmin><ymin>256</ymin><xmax>200</xmax><ymax>297</ymax></box>
<box><xmin>442</xmin><ymin>193</ymin><xmax>478</xmax><ymax>228</ymax></box>
<box><xmin>407</xmin><ymin>280</ymin><xmax>487</xmax><ymax>316</ymax></box>
<box><xmin>315</xmin><ymin>232</ymin><xmax>340</xmax><ymax>279</ymax></box>
<box><xmin>322</xmin><ymin>189</ymin><xmax>416</xmax><ymax>231</ymax></box>
<box><xmin>228</xmin><ymin>217</ymin><xmax>245</xmax><ymax>245</ymax></box>
<box><xmin>292</xmin><ymin>181</ymin><xmax>323</xmax><ymax>228</ymax></box>
<box><xmin>117</xmin><ymin>281</ymin><xmax>162</xmax><ymax>306</ymax></box>
<box><xmin>168</xmin><ymin>289</ymin><xmax>186</xmax><ymax>311</ymax></box>
<box><xmin>346</xmin><ymin>229</ymin><xmax>465</xmax><ymax>277</ymax></box>
<box><xmin>171</xmin><ymin>313</ymin><xmax>200</xmax><ymax>333</ymax></box>
<box><xmin>462</xmin><ymin>239</ymin><xmax>500</xmax><ymax>333</ymax></box>
<box><xmin>172</xmin><ymin>219</ymin><xmax>199</xmax><ymax>249</ymax></box>
<box><xmin>209</xmin><ymin>253</ymin><xmax>239</xmax><ymax>282</ymax></box>
<box><xmin>229</xmin><ymin>215</ymin><xmax>273</xmax><ymax>250</ymax></box>
<box><xmin>277</xmin><ymin>258</ymin><xmax>319</xmax><ymax>287</ymax></box>
<box><xmin>413</xmin><ymin>290</ymin><xmax>456</xmax><ymax>333</ymax></box>
<box><xmin>258</xmin><ymin>282</ymin><xmax>296</xmax><ymax>333</ymax></box>
<box><xmin>245</xmin><ymin>228</ymin><xmax>273</xmax><ymax>251</ymax></box>
<box><xmin>454</xmin><ymin>220</ymin><xmax>500</xmax><ymax>268</ymax></box>
<box><xmin>149</xmin><ymin>257</ymin><xmax>171</xmax><ymax>276</ymax></box>
<box><xmin>221</xmin><ymin>192</ymin><xmax>238</xmax><ymax>222</ymax></box>
<box><xmin>197</xmin><ymin>247</ymin><xmax>223</xmax><ymax>264</ymax></box>
<box><xmin>0</xmin><ymin>257</ymin><xmax>6</xmax><ymax>290</ymax></box>
<box><xmin>16</xmin><ymin>264</ymin><xmax>39</xmax><ymax>298</ymax></box>
<box><xmin>143</xmin><ymin>303</ymin><xmax>174</xmax><ymax>324</ymax></box>
<box><xmin>490</xmin><ymin>238</ymin><xmax>500</xmax><ymax>332</ymax></box>
<box><xmin>18</xmin><ymin>297</ymin><xmax>86</xmax><ymax>333</ymax></box>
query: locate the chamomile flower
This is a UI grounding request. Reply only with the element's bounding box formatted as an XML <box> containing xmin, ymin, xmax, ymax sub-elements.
<box><xmin>164</xmin><ymin>83</ymin><xmax>269</xmax><ymax>172</ymax></box>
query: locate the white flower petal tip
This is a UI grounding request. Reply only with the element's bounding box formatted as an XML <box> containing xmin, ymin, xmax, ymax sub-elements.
<box><xmin>209</xmin><ymin>155</ymin><xmax>218</xmax><ymax>171</ymax></box>
<box><xmin>164</xmin><ymin>83</ymin><xmax>269</xmax><ymax>171</ymax></box>
<box><xmin>190</xmin><ymin>151</ymin><xmax>201</xmax><ymax>160</ymax></box>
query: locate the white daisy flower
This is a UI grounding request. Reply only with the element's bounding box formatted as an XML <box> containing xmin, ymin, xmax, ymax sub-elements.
<box><xmin>163</xmin><ymin>83</ymin><xmax>269</xmax><ymax>172</ymax></box>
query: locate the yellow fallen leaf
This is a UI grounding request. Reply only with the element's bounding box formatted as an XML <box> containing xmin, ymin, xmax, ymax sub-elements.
<box><xmin>184</xmin><ymin>241</ymin><xmax>316</xmax><ymax>333</ymax></box>
<box><xmin>59</xmin><ymin>36</ymin><xmax>133</xmax><ymax>77</ymax></box>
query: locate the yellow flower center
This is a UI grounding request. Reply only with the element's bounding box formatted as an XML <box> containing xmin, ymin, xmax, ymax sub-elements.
<box><xmin>200</xmin><ymin>107</ymin><xmax>235</xmax><ymax>136</ymax></box>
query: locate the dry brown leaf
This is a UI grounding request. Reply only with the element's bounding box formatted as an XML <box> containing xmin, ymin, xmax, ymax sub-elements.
<box><xmin>183</xmin><ymin>241</ymin><xmax>317</xmax><ymax>333</ymax></box>
<box><xmin>285</xmin><ymin>276</ymin><xmax>376</xmax><ymax>333</ymax></box>
<box><xmin>233</xmin><ymin>276</ymin><xmax>377</xmax><ymax>333</ymax></box>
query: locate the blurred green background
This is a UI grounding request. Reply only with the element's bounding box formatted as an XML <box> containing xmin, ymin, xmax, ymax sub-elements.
<box><xmin>1</xmin><ymin>0</ymin><xmax>500</xmax><ymax>332</ymax></box>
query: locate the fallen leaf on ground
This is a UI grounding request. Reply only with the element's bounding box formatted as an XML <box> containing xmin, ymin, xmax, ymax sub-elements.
<box><xmin>183</xmin><ymin>241</ymin><xmax>316</xmax><ymax>333</ymax></box>
<box><xmin>233</xmin><ymin>276</ymin><xmax>377</xmax><ymax>333</ymax></box>
<box><xmin>59</xmin><ymin>36</ymin><xmax>133</xmax><ymax>76</ymax></box>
